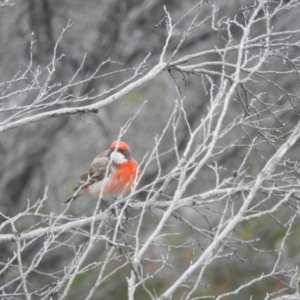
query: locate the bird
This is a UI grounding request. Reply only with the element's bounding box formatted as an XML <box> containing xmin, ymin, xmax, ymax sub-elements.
<box><xmin>64</xmin><ymin>140</ymin><xmax>139</xmax><ymax>204</ymax></box>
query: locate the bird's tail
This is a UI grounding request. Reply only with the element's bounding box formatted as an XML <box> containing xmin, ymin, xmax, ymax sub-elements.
<box><xmin>63</xmin><ymin>195</ymin><xmax>79</xmax><ymax>204</ymax></box>
<box><xmin>63</xmin><ymin>188</ymin><xmax>83</xmax><ymax>204</ymax></box>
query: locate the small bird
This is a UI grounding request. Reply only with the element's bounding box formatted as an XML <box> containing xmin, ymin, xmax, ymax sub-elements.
<box><xmin>64</xmin><ymin>140</ymin><xmax>139</xmax><ymax>204</ymax></box>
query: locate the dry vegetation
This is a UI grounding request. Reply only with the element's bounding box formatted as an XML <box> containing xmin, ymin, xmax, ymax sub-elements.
<box><xmin>1</xmin><ymin>0</ymin><xmax>300</xmax><ymax>299</ymax></box>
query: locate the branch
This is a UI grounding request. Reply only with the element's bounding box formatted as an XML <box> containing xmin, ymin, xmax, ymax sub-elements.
<box><xmin>0</xmin><ymin>63</ymin><xmax>166</xmax><ymax>133</ymax></box>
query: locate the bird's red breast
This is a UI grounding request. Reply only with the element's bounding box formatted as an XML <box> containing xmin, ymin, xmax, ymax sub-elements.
<box><xmin>104</xmin><ymin>158</ymin><xmax>139</xmax><ymax>195</ymax></box>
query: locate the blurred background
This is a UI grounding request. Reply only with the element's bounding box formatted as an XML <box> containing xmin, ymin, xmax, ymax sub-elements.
<box><xmin>1</xmin><ymin>0</ymin><xmax>300</xmax><ymax>299</ymax></box>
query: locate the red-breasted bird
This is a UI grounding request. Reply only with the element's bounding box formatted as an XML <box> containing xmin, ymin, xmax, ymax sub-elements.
<box><xmin>64</xmin><ymin>141</ymin><xmax>139</xmax><ymax>204</ymax></box>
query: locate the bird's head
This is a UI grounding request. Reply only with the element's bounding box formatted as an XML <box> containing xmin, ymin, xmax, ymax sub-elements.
<box><xmin>108</xmin><ymin>140</ymin><xmax>132</xmax><ymax>164</ymax></box>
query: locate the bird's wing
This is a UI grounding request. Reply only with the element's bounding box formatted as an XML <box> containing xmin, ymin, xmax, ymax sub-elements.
<box><xmin>63</xmin><ymin>150</ymin><xmax>111</xmax><ymax>204</ymax></box>
<box><xmin>77</xmin><ymin>155</ymin><xmax>111</xmax><ymax>188</ymax></box>
<box><xmin>94</xmin><ymin>150</ymin><xmax>110</xmax><ymax>161</ymax></box>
